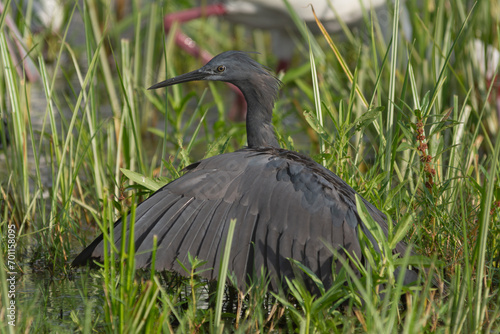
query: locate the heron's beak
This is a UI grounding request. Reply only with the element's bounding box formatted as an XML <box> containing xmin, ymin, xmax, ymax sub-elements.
<box><xmin>148</xmin><ymin>69</ymin><xmax>207</xmax><ymax>90</ymax></box>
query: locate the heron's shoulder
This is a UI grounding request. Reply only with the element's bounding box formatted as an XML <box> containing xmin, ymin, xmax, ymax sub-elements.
<box><xmin>184</xmin><ymin>147</ymin><xmax>346</xmax><ymax>186</ymax></box>
<box><xmin>183</xmin><ymin>147</ymin><xmax>324</xmax><ymax>172</ymax></box>
<box><xmin>247</xmin><ymin>147</ymin><xmax>351</xmax><ymax>188</ymax></box>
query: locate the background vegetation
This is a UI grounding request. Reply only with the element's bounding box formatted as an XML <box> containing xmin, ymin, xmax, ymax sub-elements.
<box><xmin>0</xmin><ymin>0</ymin><xmax>499</xmax><ymax>332</ymax></box>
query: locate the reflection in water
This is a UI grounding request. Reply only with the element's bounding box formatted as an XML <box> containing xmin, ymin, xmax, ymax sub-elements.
<box><xmin>17</xmin><ymin>264</ymin><xmax>102</xmax><ymax>331</ymax></box>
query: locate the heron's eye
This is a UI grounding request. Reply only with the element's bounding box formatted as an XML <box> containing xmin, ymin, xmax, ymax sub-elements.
<box><xmin>216</xmin><ymin>65</ymin><xmax>226</xmax><ymax>72</ymax></box>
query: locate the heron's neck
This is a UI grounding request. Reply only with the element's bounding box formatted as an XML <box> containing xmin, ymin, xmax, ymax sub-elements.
<box><xmin>235</xmin><ymin>78</ymin><xmax>280</xmax><ymax>148</ymax></box>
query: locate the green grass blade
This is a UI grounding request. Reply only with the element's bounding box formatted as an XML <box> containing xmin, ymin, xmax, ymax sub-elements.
<box><xmin>214</xmin><ymin>218</ymin><xmax>237</xmax><ymax>332</ymax></box>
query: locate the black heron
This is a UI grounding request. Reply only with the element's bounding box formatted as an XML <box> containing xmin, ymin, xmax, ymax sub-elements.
<box><xmin>72</xmin><ymin>51</ymin><xmax>418</xmax><ymax>291</ymax></box>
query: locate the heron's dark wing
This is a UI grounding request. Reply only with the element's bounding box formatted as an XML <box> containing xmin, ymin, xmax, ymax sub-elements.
<box><xmin>72</xmin><ymin>147</ymin><xmax>409</xmax><ymax>291</ymax></box>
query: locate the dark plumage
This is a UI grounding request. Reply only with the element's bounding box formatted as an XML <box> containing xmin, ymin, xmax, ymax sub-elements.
<box><xmin>72</xmin><ymin>51</ymin><xmax>418</xmax><ymax>292</ymax></box>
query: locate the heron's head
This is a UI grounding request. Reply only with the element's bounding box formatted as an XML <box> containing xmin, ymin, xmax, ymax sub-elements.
<box><xmin>148</xmin><ymin>51</ymin><xmax>281</xmax><ymax>91</ymax></box>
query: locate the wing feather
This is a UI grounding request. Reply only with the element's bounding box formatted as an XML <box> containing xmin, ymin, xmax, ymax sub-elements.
<box><xmin>73</xmin><ymin>147</ymin><xmax>417</xmax><ymax>291</ymax></box>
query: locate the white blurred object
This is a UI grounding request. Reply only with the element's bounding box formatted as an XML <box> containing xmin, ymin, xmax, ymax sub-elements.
<box><xmin>472</xmin><ymin>39</ymin><xmax>500</xmax><ymax>130</ymax></box>
<box><xmin>224</xmin><ymin>0</ymin><xmax>387</xmax><ymax>31</ymax></box>
<box><xmin>32</xmin><ymin>0</ymin><xmax>65</xmax><ymax>32</ymax></box>
<box><xmin>473</xmin><ymin>39</ymin><xmax>500</xmax><ymax>81</ymax></box>
<box><xmin>167</xmin><ymin>0</ymin><xmax>411</xmax><ymax>66</ymax></box>
<box><xmin>166</xmin><ymin>0</ymin><xmax>411</xmax><ymax>119</ymax></box>
<box><xmin>224</xmin><ymin>0</ymin><xmax>404</xmax><ymax>61</ymax></box>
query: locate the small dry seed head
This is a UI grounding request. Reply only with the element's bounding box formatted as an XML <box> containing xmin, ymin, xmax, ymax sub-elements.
<box><xmin>418</xmin><ymin>143</ymin><xmax>428</xmax><ymax>151</ymax></box>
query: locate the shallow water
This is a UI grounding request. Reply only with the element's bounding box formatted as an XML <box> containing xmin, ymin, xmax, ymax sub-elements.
<box><xmin>15</xmin><ymin>264</ymin><xmax>99</xmax><ymax>331</ymax></box>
